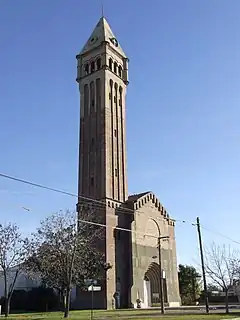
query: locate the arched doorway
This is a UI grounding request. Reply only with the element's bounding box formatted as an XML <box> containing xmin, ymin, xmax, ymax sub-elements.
<box><xmin>144</xmin><ymin>262</ymin><xmax>167</xmax><ymax>307</ymax></box>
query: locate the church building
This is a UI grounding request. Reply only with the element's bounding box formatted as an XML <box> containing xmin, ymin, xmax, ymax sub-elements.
<box><xmin>75</xmin><ymin>16</ymin><xmax>180</xmax><ymax>309</ymax></box>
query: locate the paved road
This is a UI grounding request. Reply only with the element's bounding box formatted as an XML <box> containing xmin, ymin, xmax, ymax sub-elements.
<box><xmin>166</xmin><ymin>304</ymin><xmax>240</xmax><ymax>312</ymax></box>
<box><xmin>127</xmin><ymin>305</ymin><xmax>240</xmax><ymax>318</ymax></box>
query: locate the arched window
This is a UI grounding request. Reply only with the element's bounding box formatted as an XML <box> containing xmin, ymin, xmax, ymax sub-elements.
<box><xmin>84</xmin><ymin>64</ymin><xmax>89</xmax><ymax>75</ymax></box>
<box><xmin>109</xmin><ymin>58</ymin><xmax>113</xmax><ymax>70</ymax></box>
<box><xmin>114</xmin><ymin>62</ymin><xmax>117</xmax><ymax>73</ymax></box>
<box><xmin>118</xmin><ymin>66</ymin><xmax>122</xmax><ymax>77</ymax></box>
<box><xmin>96</xmin><ymin>58</ymin><xmax>101</xmax><ymax>70</ymax></box>
<box><xmin>91</xmin><ymin>61</ymin><xmax>95</xmax><ymax>73</ymax></box>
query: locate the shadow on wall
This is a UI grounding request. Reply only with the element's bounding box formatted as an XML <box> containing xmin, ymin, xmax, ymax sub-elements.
<box><xmin>115</xmin><ymin>205</ymin><xmax>134</xmax><ymax>309</ymax></box>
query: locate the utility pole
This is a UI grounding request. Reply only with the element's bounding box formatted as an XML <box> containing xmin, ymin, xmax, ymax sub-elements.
<box><xmin>196</xmin><ymin>217</ymin><xmax>209</xmax><ymax>314</ymax></box>
<box><xmin>150</xmin><ymin>218</ymin><xmax>169</xmax><ymax>314</ymax></box>
<box><xmin>157</xmin><ymin>236</ymin><xmax>165</xmax><ymax>314</ymax></box>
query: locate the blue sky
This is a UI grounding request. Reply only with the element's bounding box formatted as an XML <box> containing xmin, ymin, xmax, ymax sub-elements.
<box><xmin>1</xmin><ymin>0</ymin><xmax>240</xmax><ymax>267</ymax></box>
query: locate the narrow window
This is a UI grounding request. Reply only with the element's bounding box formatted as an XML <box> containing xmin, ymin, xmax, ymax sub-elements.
<box><xmin>91</xmin><ymin>100</ymin><xmax>95</xmax><ymax>107</ymax></box>
<box><xmin>114</xmin><ymin>96</ymin><xmax>116</xmax><ymax>103</ymax></box>
<box><xmin>109</xmin><ymin>58</ymin><xmax>113</xmax><ymax>70</ymax></box>
<box><xmin>91</xmin><ymin>138</ymin><xmax>94</xmax><ymax>146</ymax></box>
<box><xmin>114</xmin><ymin>62</ymin><xmax>117</xmax><ymax>73</ymax></box>
<box><xmin>91</xmin><ymin>61</ymin><xmax>95</xmax><ymax>73</ymax></box>
<box><xmin>118</xmin><ymin>66</ymin><xmax>122</xmax><ymax>77</ymax></box>
<box><xmin>96</xmin><ymin>58</ymin><xmax>101</xmax><ymax>70</ymax></box>
<box><xmin>91</xmin><ymin>177</ymin><xmax>94</xmax><ymax>186</ymax></box>
<box><xmin>115</xmin><ymin>169</ymin><xmax>118</xmax><ymax>177</ymax></box>
<box><xmin>109</xmin><ymin>92</ymin><xmax>112</xmax><ymax>100</ymax></box>
<box><xmin>114</xmin><ymin>129</ymin><xmax>117</xmax><ymax>137</ymax></box>
<box><xmin>84</xmin><ymin>64</ymin><xmax>89</xmax><ymax>75</ymax></box>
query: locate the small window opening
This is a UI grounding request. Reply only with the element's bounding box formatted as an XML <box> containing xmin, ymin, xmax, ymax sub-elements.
<box><xmin>114</xmin><ymin>129</ymin><xmax>117</xmax><ymax>137</ymax></box>
<box><xmin>91</xmin><ymin>100</ymin><xmax>95</xmax><ymax>107</ymax></box>
<box><xmin>91</xmin><ymin>61</ymin><xmax>95</xmax><ymax>73</ymax></box>
<box><xmin>109</xmin><ymin>92</ymin><xmax>112</xmax><ymax>100</ymax></box>
<box><xmin>84</xmin><ymin>64</ymin><xmax>89</xmax><ymax>75</ymax></box>
<box><xmin>114</xmin><ymin>96</ymin><xmax>116</xmax><ymax>103</ymax></box>
<box><xmin>91</xmin><ymin>177</ymin><xmax>94</xmax><ymax>186</ymax></box>
<box><xmin>91</xmin><ymin>138</ymin><xmax>94</xmax><ymax>146</ymax></box>
<box><xmin>118</xmin><ymin>66</ymin><xmax>122</xmax><ymax>77</ymax></box>
<box><xmin>109</xmin><ymin>58</ymin><xmax>113</xmax><ymax>70</ymax></box>
<box><xmin>114</xmin><ymin>62</ymin><xmax>117</xmax><ymax>73</ymax></box>
<box><xmin>115</xmin><ymin>168</ymin><xmax>118</xmax><ymax>177</ymax></box>
<box><xmin>97</xmin><ymin>58</ymin><xmax>101</xmax><ymax>70</ymax></box>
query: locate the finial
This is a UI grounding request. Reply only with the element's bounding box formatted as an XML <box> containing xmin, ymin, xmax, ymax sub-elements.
<box><xmin>101</xmin><ymin>3</ymin><xmax>104</xmax><ymax>17</ymax></box>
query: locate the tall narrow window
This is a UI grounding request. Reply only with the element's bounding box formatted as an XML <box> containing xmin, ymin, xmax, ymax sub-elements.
<box><xmin>84</xmin><ymin>64</ymin><xmax>89</xmax><ymax>75</ymax></box>
<box><xmin>91</xmin><ymin>177</ymin><xmax>94</xmax><ymax>186</ymax></box>
<box><xmin>115</xmin><ymin>168</ymin><xmax>118</xmax><ymax>177</ymax></box>
<box><xmin>97</xmin><ymin>58</ymin><xmax>101</xmax><ymax>70</ymax></box>
<box><xmin>91</xmin><ymin>61</ymin><xmax>95</xmax><ymax>73</ymax></box>
<box><xmin>114</xmin><ymin>62</ymin><xmax>117</xmax><ymax>73</ymax></box>
<box><xmin>118</xmin><ymin>66</ymin><xmax>122</xmax><ymax>77</ymax></box>
<box><xmin>114</xmin><ymin>129</ymin><xmax>117</xmax><ymax>137</ymax></box>
<box><xmin>109</xmin><ymin>58</ymin><xmax>113</xmax><ymax>70</ymax></box>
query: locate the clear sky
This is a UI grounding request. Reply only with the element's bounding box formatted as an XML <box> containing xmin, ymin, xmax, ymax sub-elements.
<box><xmin>1</xmin><ymin>0</ymin><xmax>240</xmax><ymax>267</ymax></box>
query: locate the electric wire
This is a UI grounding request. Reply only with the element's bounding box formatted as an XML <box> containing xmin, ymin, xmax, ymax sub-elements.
<box><xmin>1</xmin><ymin>172</ymin><xmax>240</xmax><ymax>246</ymax></box>
<box><xmin>0</xmin><ymin>172</ymin><xmax>172</xmax><ymax>222</ymax></box>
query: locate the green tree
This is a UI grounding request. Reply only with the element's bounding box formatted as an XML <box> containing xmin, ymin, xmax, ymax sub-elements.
<box><xmin>24</xmin><ymin>209</ymin><xmax>110</xmax><ymax>318</ymax></box>
<box><xmin>178</xmin><ymin>264</ymin><xmax>202</xmax><ymax>305</ymax></box>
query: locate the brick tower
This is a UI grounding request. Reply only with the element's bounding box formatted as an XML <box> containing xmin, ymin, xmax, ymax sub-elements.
<box><xmin>76</xmin><ymin>16</ymin><xmax>129</xmax><ymax>309</ymax></box>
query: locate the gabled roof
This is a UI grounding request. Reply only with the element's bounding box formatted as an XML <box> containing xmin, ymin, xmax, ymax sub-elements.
<box><xmin>127</xmin><ymin>191</ymin><xmax>150</xmax><ymax>203</ymax></box>
<box><xmin>125</xmin><ymin>191</ymin><xmax>175</xmax><ymax>225</ymax></box>
<box><xmin>79</xmin><ymin>17</ymin><xmax>127</xmax><ymax>58</ymax></box>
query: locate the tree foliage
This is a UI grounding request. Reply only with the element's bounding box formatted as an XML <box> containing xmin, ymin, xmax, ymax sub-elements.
<box><xmin>24</xmin><ymin>209</ymin><xmax>107</xmax><ymax>318</ymax></box>
<box><xmin>178</xmin><ymin>264</ymin><xmax>202</xmax><ymax>305</ymax></box>
<box><xmin>205</xmin><ymin>243</ymin><xmax>240</xmax><ymax>313</ymax></box>
<box><xmin>0</xmin><ymin>223</ymin><xmax>33</xmax><ymax>317</ymax></box>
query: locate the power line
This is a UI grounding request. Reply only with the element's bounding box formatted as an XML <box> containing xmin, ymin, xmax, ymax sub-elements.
<box><xmin>1</xmin><ymin>172</ymin><xmax>240</xmax><ymax>246</ymax></box>
<box><xmin>200</xmin><ymin>225</ymin><xmax>240</xmax><ymax>246</ymax></box>
<box><xmin>180</xmin><ymin>219</ymin><xmax>240</xmax><ymax>247</ymax></box>
<box><xmin>78</xmin><ymin>218</ymin><xmax>158</xmax><ymax>239</ymax></box>
<box><xmin>0</xmin><ymin>172</ymin><xmax>171</xmax><ymax>223</ymax></box>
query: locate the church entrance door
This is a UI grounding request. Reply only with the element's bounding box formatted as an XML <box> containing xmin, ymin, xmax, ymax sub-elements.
<box><xmin>144</xmin><ymin>262</ymin><xmax>167</xmax><ymax>307</ymax></box>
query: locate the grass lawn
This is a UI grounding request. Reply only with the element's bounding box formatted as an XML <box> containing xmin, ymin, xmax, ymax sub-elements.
<box><xmin>2</xmin><ymin>310</ymin><xmax>240</xmax><ymax>320</ymax></box>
